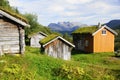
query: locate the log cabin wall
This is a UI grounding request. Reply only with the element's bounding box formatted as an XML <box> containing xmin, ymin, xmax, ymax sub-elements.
<box><xmin>44</xmin><ymin>39</ymin><xmax>71</xmax><ymax>60</ymax></box>
<box><xmin>31</xmin><ymin>34</ymin><xmax>46</xmax><ymax>48</ymax></box>
<box><xmin>0</xmin><ymin>15</ymin><xmax>25</xmax><ymax>54</ymax></box>
<box><xmin>73</xmin><ymin>34</ymin><xmax>93</xmax><ymax>52</ymax></box>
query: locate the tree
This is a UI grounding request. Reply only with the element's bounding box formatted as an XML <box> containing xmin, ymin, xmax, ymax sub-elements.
<box><xmin>63</xmin><ymin>33</ymin><xmax>73</xmax><ymax>43</ymax></box>
<box><xmin>0</xmin><ymin>0</ymin><xmax>20</xmax><ymax>13</ymax></box>
<box><xmin>24</xmin><ymin>13</ymin><xmax>52</xmax><ymax>45</ymax></box>
<box><xmin>115</xmin><ymin>29</ymin><xmax>120</xmax><ymax>50</ymax></box>
<box><xmin>0</xmin><ymin>0</ymin><xmax>10</xmax><ymax>8</ymax></box>
<box><xmin>24</xmin><ymin>13</ymin><xmax>39</xmax><ymax>36</ymax></box>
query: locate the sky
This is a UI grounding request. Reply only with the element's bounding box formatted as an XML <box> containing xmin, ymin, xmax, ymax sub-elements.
<box><xmin>8</xmin><ymin>0</ymin><xmax>120</xmax><ymax>26</ymax></box>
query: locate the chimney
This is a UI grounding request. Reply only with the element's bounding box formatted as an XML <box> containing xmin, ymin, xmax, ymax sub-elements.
<box><xmin>98</xmin><ymin>22</ymin><xmax>101</xmax><ymax>28</ymax></box>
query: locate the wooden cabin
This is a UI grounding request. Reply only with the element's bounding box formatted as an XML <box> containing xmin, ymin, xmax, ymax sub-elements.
<box><xmin>30</xmin><ymin>31</ymin><xmax>47</xmax><ymax>47</ymax></box>
<box><xmin>72</xmin><ymin>25</ymin><xmax>118</xmax><ymax>53</ymax></box>
<box><xmin>0</xmin><ymin>9</ymin><xmax>29</xmax><ymax>55</ymax></box>
<box><xmin>40</xmin><ymin>34</ymin><xmax>75</xmax><ymax>60</ymax></box>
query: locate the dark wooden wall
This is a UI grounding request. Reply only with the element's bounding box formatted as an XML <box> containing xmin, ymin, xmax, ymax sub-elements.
<box><xmin>73</xmin><ymin>34</ymin><xmax>93</xmax><ymax>52</ymax></box>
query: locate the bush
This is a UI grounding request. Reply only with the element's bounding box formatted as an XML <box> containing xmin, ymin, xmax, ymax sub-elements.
<box><xmin>4</xmin><ymin>64</ymin><xmax>20</xmax><ymax>74</ymax></box>
<box><xmin>54</xmin><ymin>64</ymin><xmax>92</xmax><ymax>80</ymax></box>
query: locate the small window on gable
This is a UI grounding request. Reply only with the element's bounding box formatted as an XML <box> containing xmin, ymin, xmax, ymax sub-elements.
<box><xmin>102</xmin><ymin>30</ymin><xmax>106</xmax><ymax>35</ymax></box>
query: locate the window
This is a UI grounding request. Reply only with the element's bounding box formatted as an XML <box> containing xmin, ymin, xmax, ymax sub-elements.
<box><xmin>78</xmin><ymin>40</ymin><xmax>82</xmax><ymax>47</ymax></box>
<box><xmin>85</xmin><ymin>40</ymin><xmax>89</xmax><ymax>47</ymax></box>
<box><xmin>102</xmin><ymin>30</ymin><xmax>106</xmax><ymax>35</ymax></box>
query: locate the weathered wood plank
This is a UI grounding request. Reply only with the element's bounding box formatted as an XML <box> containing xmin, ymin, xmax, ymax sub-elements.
<box><xmin>45</xmin><ymin>39</ymin><xmax>71</xmax><ymax>60</ymax></box>
<box><xmin>0</xmin><ymin>37</ymin><xmax>19</xmax><ymax>41</ymax></box>
<box><xmin>0</xmin><ymin>34</ymin><xmax>19</xmax><ymax>37</ymax></box>
<box><xmin>31</xmin><ymin>33</ymin><xmax>46</xmax><ymax>48</ymax></box>
<box><xmin>0</xmin><ymin>40</ymin><xmax>19</xmax><ymax>45</ymax></box>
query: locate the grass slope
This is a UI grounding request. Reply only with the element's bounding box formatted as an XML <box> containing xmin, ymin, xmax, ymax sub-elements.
<box><xmin>0</xmin><ymin>46</ymin><xmax>120</xmax><ymax>80</ymax></box>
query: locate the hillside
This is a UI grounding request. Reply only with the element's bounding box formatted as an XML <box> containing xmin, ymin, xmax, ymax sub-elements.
<box><xmin>106</xmin><ymin>19</ymin><xmax>120</xmax><ymax>29</ymax></box>
<box><xmin>0</xmin><ymin>47</ymin><xmax>120</xmax><ymax>80</ymax></box>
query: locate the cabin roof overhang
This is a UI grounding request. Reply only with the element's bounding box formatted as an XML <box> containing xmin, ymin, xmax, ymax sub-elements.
<box><xmin>0</xmin><ymin>10</ymin><xmax>30</xmax><ymax>27</ymax></box>
<box><xmin>92</xmin><ymin>25</ymin><xmax>118</xmax><ymax>36</ymax></box>
<box><xmin>39</xmin><ymin>31</ymin><xmax>48</xmax><ymax>37</ymax></box>
<box><xmin>42</xmin><ymin>36</ymin><xmax>75</xmax><ymax>48</ymax></box>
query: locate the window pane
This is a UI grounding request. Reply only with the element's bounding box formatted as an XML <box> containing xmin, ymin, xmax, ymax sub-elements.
<box><xmin>102</xmin><ymin>30</ymin><xmax>106</xmax><ymax>34</ymax></box>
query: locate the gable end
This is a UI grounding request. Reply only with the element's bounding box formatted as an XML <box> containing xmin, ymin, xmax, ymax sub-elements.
<box><xmin>92</xmin><ymin>25</ymin><xmax>118</xmax><ymax>36</ymax></box>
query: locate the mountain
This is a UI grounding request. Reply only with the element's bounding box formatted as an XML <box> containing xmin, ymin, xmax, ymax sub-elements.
<box><xmin>106</xmin><ymin>19</ymin><xmax>120</xmax><ymax>29</ymax></box>
<box><xmin>48</xmin><ymin>22</ymin><xmax>87</xmax><ymax>34</ymax></box>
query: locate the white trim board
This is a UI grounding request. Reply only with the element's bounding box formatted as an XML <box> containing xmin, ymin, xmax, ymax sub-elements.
<box><xmin>43</xmin><ymin>36</ymin><xmax>75</xmax><ymax>47</ymax></box>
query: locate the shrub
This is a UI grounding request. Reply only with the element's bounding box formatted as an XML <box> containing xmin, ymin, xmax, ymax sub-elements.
<box><xmin>102</xmin><ymin>75</ymin><xmax>115</xmax><ymax>80</ymax></box>
<box><xmin>4</xmin><ymin>64</ymin><xmax>20</xmax><ymax>74</ymax></box>
<box><xmin>53</xmin><ymin>64</ymin><xmax>92</xmax><ymax>80</ymax></box>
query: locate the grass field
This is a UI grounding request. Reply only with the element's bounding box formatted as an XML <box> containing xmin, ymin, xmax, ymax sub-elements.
<box><xmin>0</xmin><ymin>46</ymin><xmax>120</xmax><ymax>80</ymax></box>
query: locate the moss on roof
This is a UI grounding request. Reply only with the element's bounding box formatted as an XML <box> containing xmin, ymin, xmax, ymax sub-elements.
<box><xmin>40</xmin><ymin>34</ymin><xmax>59</xmax><ymax>45</ymax></box>
<box><xmin>0</xmin><ymin>7</ymin><xmax>28</xmax><ymax>23</ymax></box>
<box><xmin>72</xmin><ymin>26</ymin><xmax>98</xmax><ymax>34</ymax></box>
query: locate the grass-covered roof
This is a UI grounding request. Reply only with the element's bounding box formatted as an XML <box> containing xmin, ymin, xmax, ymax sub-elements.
<box><xmin>0</xmin><ymin>7</ymin><xmax>28</xmax><ymax>23</ymax></box>
<box><xmin>72</xmin><ymin>26</ymin><xmax>98</xmax><ymax>34</ymax></box>
<box><xmin>40</xmin><ymin>34</ymin><xmax>59</xmax><ymax>45</ymax></box>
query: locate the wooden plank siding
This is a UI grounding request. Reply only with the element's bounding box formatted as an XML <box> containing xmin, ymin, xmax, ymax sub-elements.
<box><xmin>73</xmin><ymin>34</ymin><xmax>93</xmax><ymax>52</ymax></box>
<box><xmin>93</xmin><ymin>27</ymin><xmax>114</xmax><ymax>52</ymax></box>
<box><xmin>84</xmin><ymin>35</ymin><xmax>93</xmax><ymax>53</ymax></box>
<box><xmin>30</xmin><ymin>34</ymin><xmax>46</xmax><ymax>48</ymax></box>
<box><xmin>44</xmin><ymin>39</ymin><xmax>71</xmax><ymax>60</ymax></box>
<box><xmin>0</xmin><ymin>16</ymin><xmax>25</xmax><ymax>54</ymax></box>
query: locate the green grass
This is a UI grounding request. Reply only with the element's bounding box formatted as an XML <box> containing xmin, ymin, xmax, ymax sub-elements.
<box><xmin>0</xmin><ymin>7</ymin><xmax>28</xmax><ymax>23</ymax></box>
<box><xmin>72</xmin><ymin>52</ymin><xmax>120</xmax><ymax>69</ymax></box>
<box><xmin>0</xmin><ymin>46</ymin><xmax>120</xmax><ymax>80</ymax></box>
<box><xmin>72</xmin><ymin>26</ymin><xmax>98</xmax><ymax>34</ymax></box>
<box><xmin>40</xmin><ymin>34</ymin><xmax>58</xmax><ymax>45</ymax></box>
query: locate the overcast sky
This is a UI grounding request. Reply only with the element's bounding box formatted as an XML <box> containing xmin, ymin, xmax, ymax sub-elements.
<box><xmin>8</xmin><ymin>0</ymin><xmax>120</xmax><ymax>26</ymax></box>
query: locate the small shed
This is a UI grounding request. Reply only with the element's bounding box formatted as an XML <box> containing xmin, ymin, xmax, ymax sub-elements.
<box><xmin>40</xmin><ymin>34</ymin><xmax>75</xmax><ymax>60</ymax></box>
<box><xmin>72</xmin><ymin>25</ymin><xmax>118</xmax><ymax>53</ymax></box>
<box><xmin>30</xmin><ymin>31</ymin><xmax>47</xmax><ymax>47</ymax></box>
<box><xmin>0</xmin><ymin>9</ymin><xmax>29</xmax><ymax>55</ymax></box>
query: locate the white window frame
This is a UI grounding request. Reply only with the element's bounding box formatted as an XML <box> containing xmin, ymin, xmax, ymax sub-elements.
<box><xmin>102</xmin><ymin>30</ymin><xmax>107</xmax><ymax>35</ymax></box>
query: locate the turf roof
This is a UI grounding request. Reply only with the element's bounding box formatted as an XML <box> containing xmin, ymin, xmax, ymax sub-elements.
<box><xmin>40</xmin><ymin>34</ymin><xmax>59</xmax><ymax>45</ymax></box>
<box><xmin>0</xmin><ymin>7</ymin><xmax>28</xmax><ymax>23</ymax></box>
<box><xmin>72</xmin><ymin>26</ymin><xmax>98</xmax><ymax>34</ymax></box>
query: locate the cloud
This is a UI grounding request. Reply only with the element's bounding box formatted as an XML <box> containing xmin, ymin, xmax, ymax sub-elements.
<box><xmin>66</xmin><ymin>0</ymin><xmax>93</xmax><ymax>4</ymax></box>
<box><xmin>8</xmin><ymin>0</ymin><xmax>120</xmax><ymax>26</ymax></box>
